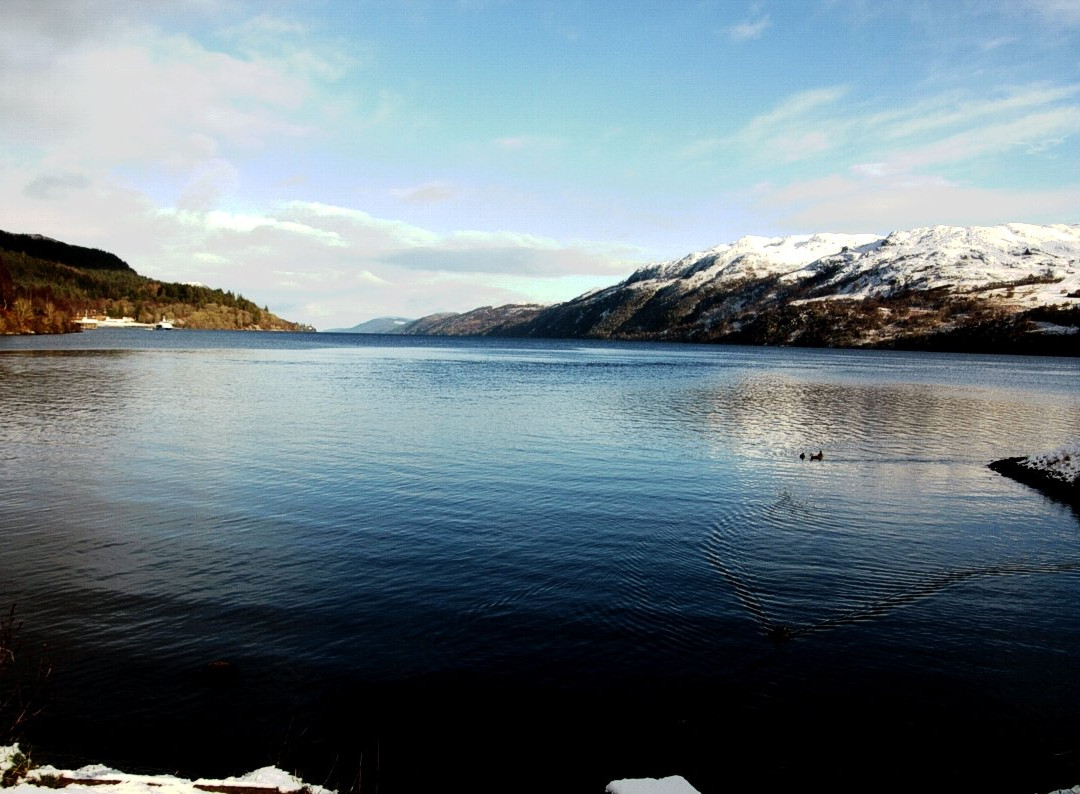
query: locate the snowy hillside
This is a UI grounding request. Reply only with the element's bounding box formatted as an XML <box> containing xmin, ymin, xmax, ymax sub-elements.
<box><xmin>624</xmin><ymin>232</ymin><xmax>882</xmax><ymax>288</ymax></box>
<box><xmin>621</xmin><ymin>223</ymin><xmax>1080</xmax><ymax>305</ymax></box>
<box><xmin>518</xmin><ymin>222</ymin><xmax>1080</xmax><ymax>352</ymax></box>
<box><xmin>401</xmin><ymin>222</ymin><xmax>1080</xmax><ymax>354</ymax></box>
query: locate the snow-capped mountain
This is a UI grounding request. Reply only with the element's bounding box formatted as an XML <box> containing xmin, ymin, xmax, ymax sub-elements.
<box><xmin>623</xmin><ymin>232</ymin><xmax>883</xmax><ymax>288</ymax></box>
<box><xmin>402</xmin><ymin>223</ymin><xmax>1080</xmax><ymax>354</ymax></box>
<box><xmin>616</xmin><ymin>223</ymin><xmax>1080</xmax><ymax>305</ymax></box>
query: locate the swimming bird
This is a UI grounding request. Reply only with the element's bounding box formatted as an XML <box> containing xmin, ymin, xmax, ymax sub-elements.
<box><xmin>809</xmin><ymin>450</ymin><xmax>823</xmax><ymax>461</ymax></box>
<box><xmin>799</xmin><ymin>452</ymin><xmax>806</xmax><ymax>460</ymax></box>
<box><xmin>766</xmin><ymin>624</ymin><xmax>793</xmax><ymax>642</ymax></box>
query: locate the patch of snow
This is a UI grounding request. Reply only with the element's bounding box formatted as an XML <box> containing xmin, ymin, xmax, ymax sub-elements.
<box><xmin>1033</xmin><ymin>322</ymin><xmax>1079</xmax><ymax>335</ymax></box>
<box><xmin>1017</xmin><ymin>442</ymin><xmax>1080</xmax><ymax>486</ymax></box>
<box><xmin>213</xmin><ymin>767</ymin><xmax>323</xmax><ymax>793</ymax></box>
<box><xmin>1</xmin><ymin>744</ymin><xmax>25</xmax><ymax>776</ymax></box>
<box><xmin>0</xmin><ymin>746</ymin><xmax>334</xmax><ymax>794</ymax></box>
<box><xmin>621</xmin><ymin>223</ymin><xmax>1080</xmax><ymax>310</ymax></box>
<box><xmin>627</xmin><ymin>232</ymin><xmax>881</xmax><ymax>288</ymax></box>
<box><xmin>606</xmin><ymin>775</ymin><xmax>701</xmax><ymax>794</ymax></box>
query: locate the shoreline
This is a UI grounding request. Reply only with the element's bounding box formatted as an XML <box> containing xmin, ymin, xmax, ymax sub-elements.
<box><xmin>2</xmin><ymin>746</ymin><xmax>698</xmax><ymax>794</ymax></box>
<box><xmin>989</xmin><ymin>442</ymin><xmax>1080</xmax><ymax>508</ymax></box>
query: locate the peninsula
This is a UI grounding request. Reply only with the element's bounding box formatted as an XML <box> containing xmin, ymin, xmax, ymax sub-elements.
<box><xmin>0</xmin><ymin>230</ymin><xmax>309</xmax><ymax>334</ymax></box>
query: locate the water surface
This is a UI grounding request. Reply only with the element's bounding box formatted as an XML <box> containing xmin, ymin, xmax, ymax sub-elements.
<box><xmin>2</xmin><ymin>331</ymin><xmax>1079</xmax><ymax>792</ymax></box>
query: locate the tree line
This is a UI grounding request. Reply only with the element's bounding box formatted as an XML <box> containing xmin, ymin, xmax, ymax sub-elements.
<box><xmin>0</xmin><ymin>241</ymin><xmax>310</xmax><ymax>334</ymax></box>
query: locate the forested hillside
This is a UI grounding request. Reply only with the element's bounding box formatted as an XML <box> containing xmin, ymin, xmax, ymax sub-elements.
<box><xmin>0</xmin><ymin>230</ymin><xmax>309</xmax><ymax>334</ymax></box>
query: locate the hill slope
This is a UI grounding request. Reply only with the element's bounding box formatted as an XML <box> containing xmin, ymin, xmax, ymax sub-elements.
<box><xmin>402</xmin><ymin>223</ymin><xmax>1080</xmax><ymax>354</ymax></box>
<box><xmin>400</xmin><ymin>304</ymin><xmax>545</xmax><ymax>336</ymax></box>
<box><xmin>0</xmin><ymin>230</ymin><xmax>309</xmax><ymax>334</ymax></box>
<box><xmin>325</xmin><ymin>316</ymin><xmax>414</xmax><ymax>333</ymax></box>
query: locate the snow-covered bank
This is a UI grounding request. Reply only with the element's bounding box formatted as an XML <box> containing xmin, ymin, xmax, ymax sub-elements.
<box><xmin>1</xmin><ymin>746</ymin><xmax>333</xmax><ymax>794</ymax></box>
<box><xmin>1018</xmin><ymin>442</ymin><xmax>1080</xmax><ymax>485</ymax></box>
<box><xmin>989</xmin><ymin>442</ymin><xmax>1080</xmax><ymax>505</ymax></box>
<box><xmin>605</xmin><ymin>776</ymin><xmax>700</xmax><ymax>794</ymax></box>
<box><xmin>2</xmin><ymin>746</ymin><xmax>699</xmax><ymax>794</ymax></box>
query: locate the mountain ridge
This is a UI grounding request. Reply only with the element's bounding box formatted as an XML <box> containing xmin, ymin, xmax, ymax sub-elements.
<box><xmin>325</xmin><ymin>316</ymin><xmax>415</xmax><ymax>334</ymax></box>
<box><xmin>396</xmin><ymin>222</ymin><xmax>1080</xmax><ymax>355</ymax></box>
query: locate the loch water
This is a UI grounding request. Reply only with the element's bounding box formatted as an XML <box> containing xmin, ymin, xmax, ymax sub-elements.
<box><xmin>2</xmin><ymin>331</ymin><xmax>1080</xmax><ymax>793</ymax></box>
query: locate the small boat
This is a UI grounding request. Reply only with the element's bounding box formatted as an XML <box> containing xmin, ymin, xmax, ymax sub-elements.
<box><xmin>98</xmin><ymin>316</ymin><xmax>147</xmax><ymax>328</ymax></box>
<box><xmin>155</xmin><ymin>317</ymin><xmax>175</xmax><ymax>330</ymax></box>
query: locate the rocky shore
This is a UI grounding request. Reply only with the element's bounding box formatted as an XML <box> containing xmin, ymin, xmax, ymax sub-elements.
<box><xmin>989</xmin><ymin>442</ymin><xmax>1080</xmax><ymax>507</ymax></box>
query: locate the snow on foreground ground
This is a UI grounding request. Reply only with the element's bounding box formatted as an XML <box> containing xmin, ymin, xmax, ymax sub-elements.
<box><xmin>1</xmin><ymin>746</ymin><xmax>700</xmax><ymax>794</ymax></box>
<box><xmin>990</xmin><ymin>441</ymin><xmax>1080</xmax><ymax>506</ymax></box>
<box><xmin>1018</xmin><ymin>442</ymin><xmax>1080</xmax><ymax>486</ymax></box>
<box><xmin>0</xmin><ymin>746</ymin><xmax>333</xmax><ymax>794</ymax></box>
<box><xmin>604</xmin><ymin>776</ymin><xmax>700</xmax><ymax>794</ymax></box>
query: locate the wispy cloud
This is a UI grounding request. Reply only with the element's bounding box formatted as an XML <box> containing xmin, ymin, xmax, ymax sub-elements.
<box><xmin>681</xmin><ymin>81</ymin><xmax>1080</xmax><ymax>173</ymax></box>
<box><xmin>728</xmin><ymin>13</ymin><xmax>771</xmax><ymax>41</ymax></box>
<box><xmin>754</xmin><ymin>170</ymin><xmax>1080</xmax><ymax>233</ymax></box>
<box><xmin>680</xmin><ymin>85</ymin><xmax>849</xmax><ymax>162</ymax></box>
<box><xmin>23</xmin><ymin>172</ymin><xmax>92</xmax><ymax>200</ymax></box>
<box><xmin>726</xmin><ymin>2</ymin><xmax>773</xmax><ymax>41</ymax></box>
<box><xmin>494</xmin><ymin>135</ymin><xmax>563</xmax><ymax>152</ymax></box>
<box><xmin>1021</xmin><ymin>0</ymin><xmax>1080</xmax><ymax>26</ymax></box>
<box><xmin>888</xmin><ymin>106</ymin><xmax>1080</xmax><ymax>169</ymax></box>
<box><xmin>872</xmin><ymin>83</ymin><xmax>1080</xmax><ymax>140</ymax></box>
<box><xmin>390</xmin><ymin>181</ymin><xmax>458</xmax><ymax>205</ymax></box>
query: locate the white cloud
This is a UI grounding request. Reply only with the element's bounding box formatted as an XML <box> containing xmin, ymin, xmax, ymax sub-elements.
<box><xmin>850</xmin><ymin>162</ymin><xmax>891</xmax><ymax>178</ymax></box>
<box><xmin>379</xmin><ymin>244</ymin><xmax>628</xmax><ymax>276</ymax></box>
<box><xmin>753</xmin><ymin>171</ymin><xmax>1080</xmax><ymax>232</ymax></box>
<box><xmin>749</xmin><ymin>85</ymin><xmax>851</xmax><ymax>128</ymax></box>
<box><xmin>390</xmin><ymin>181</ymin><xmax>458</xmax><ymax>204</ymax></box>
<box><xmin>2</xmin><ymin>33</ymin><xmax>307</xmax><ymax>161</ymax></box>
<box><xmin>728</xmin><ymin>14</ymin><xmax>771</xmax><ymax>41</ymax></box>
<box><xmin>1021</xmin><ymin>0</ymin><xmax>1080</xmax><ymax>25</ymax></box>
<box><xmin>681</xmin><ymin>85</ymin><xmax>850</xmax><ymax>162</ymax></box>
<box><xmin>0</xmin><ymin>0</ymin><xmax>356</xmax><ymax>227</ymax></box>
<box><xmin>176</xmin><ymin>159</ymin><xmax>241</xmax><ymax>212</ymax></box>
<box><xmin>887</xmin><ymin>106</ymin><xmax>1080</xmax><ymax>170</ymax></box>
<box><xmin>222</xmin><ymin>12</ymin><xmax>358</xmax><ymax>79</ymax></box>
<box><xmin>495</xmin><ymin>135</ymin><xmax>563</xmax><ymax>152</ymax></box>
<box><xmin>281</xmin><ymin>201</ymin><xmax>441</xmax><ymax>249</ymax></box>
<box><xmin>0</xmin><ymin>182</ymin><xmax>639</xmax><ymax>329</ymax></box>
<box><xmin>23</xmin><ymin>172</ymin><xmax>92</xmax><ymax>200</ymax></box>
<box><xmin>874</xmin><ymin>83</ymin><xmax>1080</xmax><ymax>141</ymax></box>
<box><xmin>681</xmin><ymin>81</ymin><xmax>1080</xmax><ymax>178</ymax></box>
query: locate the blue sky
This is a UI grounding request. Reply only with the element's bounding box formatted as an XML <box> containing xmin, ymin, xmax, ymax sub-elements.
<box><xmin>2</xmin><ymin>0</ymin><xmax>1078</xmax><ymax>328</ymax></box>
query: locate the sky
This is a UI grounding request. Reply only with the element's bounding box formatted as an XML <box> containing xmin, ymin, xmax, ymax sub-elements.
<box><xmin>2</xmin><ymin>0</ymin><xmax>1079</xmax><ymax>330</ymax></box>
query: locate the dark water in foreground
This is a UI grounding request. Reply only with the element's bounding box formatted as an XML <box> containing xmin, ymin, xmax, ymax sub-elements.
<box><xmin>2</xmin><ymin>331</ymin><xmax>1080</xmax><ymax>793</ymax></box>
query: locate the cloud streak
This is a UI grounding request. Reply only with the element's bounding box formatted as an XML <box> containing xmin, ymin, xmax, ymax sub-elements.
<box><xmin>681</xmin><ymin>80</ymin><xmax>1080</xmax><ymax>178</ymax></box>
<box><xmin>728</xmin><ymin>13</ymin><xmax>771</xmax><ymax>41</ymax></box>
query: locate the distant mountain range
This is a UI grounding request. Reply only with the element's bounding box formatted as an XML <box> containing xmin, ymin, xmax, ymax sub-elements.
<box><xmin>375</xmin><ymin>223</ymin><xmax>1079</xmax><ymax>355</ymax></box>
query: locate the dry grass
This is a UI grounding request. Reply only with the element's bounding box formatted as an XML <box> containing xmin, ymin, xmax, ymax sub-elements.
<box><xmin>1</xmin><ymin>605</ymin><xmax>53</xmax><ymax>746</ymax></box>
